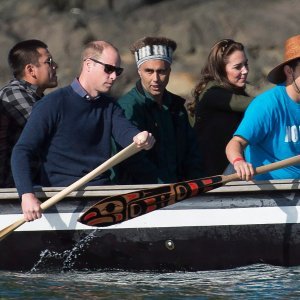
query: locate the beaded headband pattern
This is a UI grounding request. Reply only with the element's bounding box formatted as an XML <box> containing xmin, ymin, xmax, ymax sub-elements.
<box><xmin>134</xmin><ymin>44</ymin><xmax>173</xmax><ymax>68</ymax></box>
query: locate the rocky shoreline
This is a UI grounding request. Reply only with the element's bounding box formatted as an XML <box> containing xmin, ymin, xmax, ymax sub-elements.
<box><xmin>0</xmin><ymin>0</ymin><xmax>299</xmax><ymax>100</ymax></box>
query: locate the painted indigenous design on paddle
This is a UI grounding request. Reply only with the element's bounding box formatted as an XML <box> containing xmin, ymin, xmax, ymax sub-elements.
<box><xmin>78</xmin><ymin>176</ymin><xmax>223</xmax><ymax>227</ymax></box>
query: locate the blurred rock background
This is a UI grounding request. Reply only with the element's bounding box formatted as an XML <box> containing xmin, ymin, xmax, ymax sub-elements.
<box><xmin>0</xmin><ymin>0</ymin><xmax>299</xmax><ymax>101</ymax></box>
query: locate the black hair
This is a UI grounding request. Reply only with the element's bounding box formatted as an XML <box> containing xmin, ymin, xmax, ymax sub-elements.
<box><xmin>8</xmin><ymin>39</ymin><xmax>48</xmax><ymax>79</ymax></box>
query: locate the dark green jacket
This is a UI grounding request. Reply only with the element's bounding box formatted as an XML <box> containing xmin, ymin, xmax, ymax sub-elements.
<box><xmin>113</xmin><ymin>80</ymin><xmax>204</xmax><ymax>184</ymax></box>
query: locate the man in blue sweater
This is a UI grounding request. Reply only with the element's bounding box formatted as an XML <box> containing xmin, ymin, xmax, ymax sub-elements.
<box><xmin>11</xmin><ymin>41</ymin><xmax>155</xmax><ymax>222</ymax></box>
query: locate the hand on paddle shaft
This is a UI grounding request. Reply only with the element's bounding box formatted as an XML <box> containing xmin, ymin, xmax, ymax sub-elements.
<box><xmin>133</xmin><ymin>131</ymin><xmax>155</xmax><ymax>150</ymax></box>
<box><xmin>21</xmin><ymin>193</ymin><xmax>42</xmax><ymax>222</ymax></box>
<box><xmin>233</xmin><ymin>159</ymin><xmax>255</xmax><ymax>181</ymax></box>
<box><xmin>79</xmin><ymin>155</ymin><xmax>300</xmax><ymax>228</ymax></box>
<box><xmin>20</xmin><ymin>132</ymin><xmax>156</xmax><ymax>222</ymax></box>
<box><xmin>0</xmin><ymin>142</ymin><xmax>150</xmax><ymax>241</ymax></box>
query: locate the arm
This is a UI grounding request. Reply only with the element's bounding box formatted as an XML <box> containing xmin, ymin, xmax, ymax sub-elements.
<box><xmin>11</xmin><ymin>110</ymin><xmax>46</xmax><ymax>197</ymax></box>
<box><xmin>111</xmin><ymin>103</ymin><xmax>160</xmax><ymax>183</ymax></box>
<box><xmin>11</xmin><ymin>98</ymin><xmax>54</xmax><ymax>220</ymax></box>
<box><xmin>11</xmin><ymin>123</ymin><xmax>43</xmax><ymax>220</ymax></box>
<box><xmin>111</xmin><ymin>102</ymin><xmax>140</xmax><ymax>148</ymax></box>
<box><xmin>225</xmin><ymin>136</ymin><xmax>254</xmax><ymax>181</ymax></box>
<box><xmin>111</xmin><ymin>107</ymin><xmax>155</xmax><ymax>150</ymax></box>
<box><xmin>113</xmin><ymin>94</ymin><xmax>165</xmax><ymax>183</ymax></box>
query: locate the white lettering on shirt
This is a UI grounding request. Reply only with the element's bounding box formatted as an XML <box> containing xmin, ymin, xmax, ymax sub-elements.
<box><xmin>285</xmin><ymin>125</ymin><xmax>300</xmax><ymax>142</ymax></box>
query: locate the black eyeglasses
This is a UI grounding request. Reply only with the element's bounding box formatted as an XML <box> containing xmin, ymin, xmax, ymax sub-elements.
<box><xmin>87</xmin><ymin>58</ymin><xmax>123</xmax><ymax>76</ymax></box>
<box><xmin>44</xmin><ymin>57</ymin><xmax>57</xmax><ymax>68</ymax></box>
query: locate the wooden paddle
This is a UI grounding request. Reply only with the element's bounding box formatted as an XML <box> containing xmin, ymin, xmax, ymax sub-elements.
<box><xmin>79</xmin><ymin>155</ymin><xmax>300</xmax><ymax>227</ymax></box>
<box><xmin>0</xmin><ymin>142</ymin><xmax>141</xmax><ymax>241</ymax></box>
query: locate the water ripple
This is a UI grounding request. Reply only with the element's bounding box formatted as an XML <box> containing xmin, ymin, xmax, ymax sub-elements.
<box><xmin>1</xmin><ymin>264</ymin><xmax>300</xmax><ymax>299</ymax></box>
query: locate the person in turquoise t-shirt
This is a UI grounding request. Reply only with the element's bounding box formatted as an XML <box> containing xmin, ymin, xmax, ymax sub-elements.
<box><xmin>226</xmin><ymin>34</ymin><xmax>300</xmax><ymax>180</ymax></box>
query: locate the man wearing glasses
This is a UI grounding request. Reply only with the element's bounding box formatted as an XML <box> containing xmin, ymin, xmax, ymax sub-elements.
<box><xmin>113</xmin><ymin>36</ymin><xmax>203</xmax><ymax>184</ymax></box>
<box><xmin>0</xmin><ymin>39</ymin><xmax>58</xmax><ymax>188</ymax></box>
<box><xmin>11</xmin><ymin>40</ymin><xmax>155</xmax><ymax>222</ymax></box>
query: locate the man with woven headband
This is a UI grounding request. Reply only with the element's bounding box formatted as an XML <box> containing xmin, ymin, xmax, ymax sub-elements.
<box><xmin>113</xmin><ymin>36</ymin><xmax>203</xmax><ymax>184</ymax></box>
<box><xmin>226</xmin><ymin>34</ymin><xmax>300</xmax><ymax>180</ymax></box>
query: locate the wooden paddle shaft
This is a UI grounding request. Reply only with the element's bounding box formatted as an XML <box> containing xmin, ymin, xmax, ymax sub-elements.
<box><xmin>222</xmin><ymin>155</ymin><xmax>300</xmax><ymax>184</ymax></box>
<box><xmin>41</xmin><ymin>142</ymin><xmax>139</xmax><ymax>210</ymax></box>
<box><xmin>0</xmin><ymin>142</ymin><xmax>140</xmax><ymax>240</ymax></box>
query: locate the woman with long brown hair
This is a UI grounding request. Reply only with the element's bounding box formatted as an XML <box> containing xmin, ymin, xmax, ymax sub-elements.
<box><xmin>188</xmin><ymin>39</ymin><xmax>256</xmax><ymax>176</ymax></box>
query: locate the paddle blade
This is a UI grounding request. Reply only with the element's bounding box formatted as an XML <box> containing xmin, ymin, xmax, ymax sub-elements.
<box><xmin>78</xmin><ymin>176</ymin><xmax>223</xmax><ymax>227</ymax></box>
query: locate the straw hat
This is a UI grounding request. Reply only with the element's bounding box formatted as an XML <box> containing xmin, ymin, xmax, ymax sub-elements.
<box><xmin>267</xmin><ymin>34</ymin><xmax>300</xmax><ymax>84</ymax></box>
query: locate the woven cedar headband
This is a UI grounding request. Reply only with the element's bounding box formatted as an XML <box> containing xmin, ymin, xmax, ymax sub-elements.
<box><xmin>134</xmin><ymin>44</ymin><xmax>173</xmax><ymax>68</ymax></box>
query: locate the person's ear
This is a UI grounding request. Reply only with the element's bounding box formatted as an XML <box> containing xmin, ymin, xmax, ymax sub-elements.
<box><xmin>24</xmin><ymin>64</ymin><xmax>36</xmax><ymax>78</ymax></box>
<box><xmin>283</xmin><ymin>65</ymin><xmax>293</xmax><ymax>78</ymax></box>
<box><xmin>85</xmin><ymin>59</ymin><xmax>93</xmax><ymax>72</ymax></box>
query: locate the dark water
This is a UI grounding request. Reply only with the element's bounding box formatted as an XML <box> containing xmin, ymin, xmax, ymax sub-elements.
<box><xmin>1</xmin><ymin>264</ymin><xmax>300</xmax><ymax>299</ymax></box>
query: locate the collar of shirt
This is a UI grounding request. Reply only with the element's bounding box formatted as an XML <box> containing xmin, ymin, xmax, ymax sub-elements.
<box><xmin>11</xmin><ymin>78</ymin><xmax>43</xmax><ymax>99</ymax></box>
<box><xmin>136</xmin><ymin>79</ymin><xmax>171</xmax><ymax>108</ymax></box>
<box><xmin>71</xmin><ymin>78</ymin><xmax>101</xmax><ymax>101</ymax></box>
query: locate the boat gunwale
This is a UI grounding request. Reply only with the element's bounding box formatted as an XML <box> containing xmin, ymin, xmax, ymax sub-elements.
<box><xmin>0</xmin><ymin>179</ymin><xmax>299</xmax><ymax>199</ymax></box>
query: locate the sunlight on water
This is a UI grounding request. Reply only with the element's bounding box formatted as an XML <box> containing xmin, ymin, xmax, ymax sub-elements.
<box><xmin>1</xmin><ymin>264</ymin><xmax>300</xmax><ymax>299</ymax></box>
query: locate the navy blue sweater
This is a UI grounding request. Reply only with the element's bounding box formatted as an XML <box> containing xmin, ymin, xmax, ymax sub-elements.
<box><xmin>11</xmin><ymin>84</ymin><xmax>139</xmax><ymax>195</ymax></box>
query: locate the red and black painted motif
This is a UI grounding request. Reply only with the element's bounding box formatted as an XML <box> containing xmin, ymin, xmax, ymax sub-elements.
<box><xmin>78</xmin><ymin>176</ymin><xmax>223</xmax><ymax>227</ymax></box>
